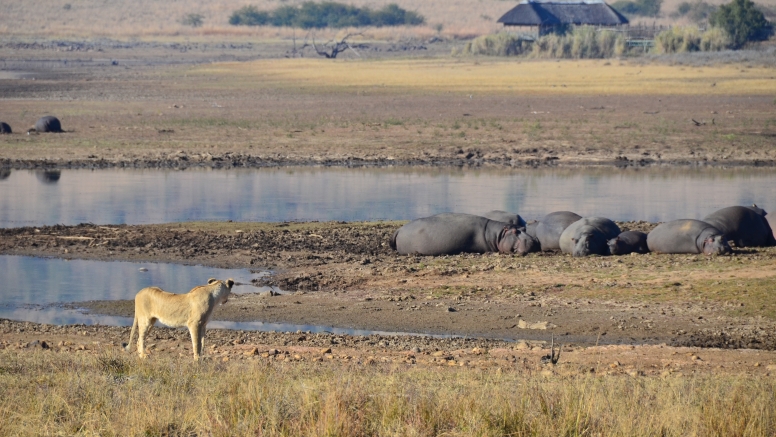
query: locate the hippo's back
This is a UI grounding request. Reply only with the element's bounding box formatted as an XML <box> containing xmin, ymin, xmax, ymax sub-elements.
<box><xmin>703</xmin><ymin>205</ymin><xmax>773</xmax><ymax>247</ymax></box>
<box><xmin>392</xmin><ymin>213</ymin><xmax>491</xmax><ymax>255</ymax></box>
<box><xmin>535</xmin><ymin>211</ymin><xmax>582</xmax><ymax>251</ymax></box>
<box><xmin>647</xmin><ymin>219</ymin><xmax>717</xmax><ymax>254</ymax></box>
<box><xmin>481</xmin><ymin>210</ymin><xmax>526</xmax><ymax>227</ymax></box>
<box><xmin>35</xmin><ymin>116</ymin><xmax>63</xmax><ymax>133</ymax></box>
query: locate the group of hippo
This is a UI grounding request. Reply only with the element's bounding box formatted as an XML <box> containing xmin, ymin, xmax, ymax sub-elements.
<box><xmin>0</xmin><ymin>115</ymin><xmax>64</xmax><ymax>134</ymax></box>
<box><xmin>389</xmin><ymin>205</ymin><xmax>776</xmax><ymax>257</ymax></box>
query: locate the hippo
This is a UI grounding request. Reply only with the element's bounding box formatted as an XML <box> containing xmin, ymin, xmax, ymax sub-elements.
<box><xmin>390</xmin><ymin>213</ymin><xmax>538</xmax><ymax>256</ymax></box>
<box><xmin>32</xmin><ymin>116</ymin><xmax>63</xmax><ymax>133</ymax></box>
<box><xmin>0</xmin><ymin>122</ymin><xmax>11</xmax><ymax>134</ymax></box>
<box><xmin>559</xmin><ymin>217</ymin><xmax>621</xmax><ymax>257</ymax></box>
<box><xmin>481</xmin><ymin>210</ymin><xmax>526</xmax><ymax>227</ymax></box>
<box><xmin>607</xmin><ymin>230</ymin><xmax>649</xmax><ymax>255</ymax></box>
<box><xmin>702</xmin><ymin>205</ymin><xmax>775</xmax><ymax>247</ymax></box>
<box><xmin>534</xmin><ymin>211</ymin><xmax>583</xmax><ymax>251</ymax></box>
<box><xmin>647</xmin><ymin>219</ymin><xmax>731</xmax><ymax>255</ymax></box>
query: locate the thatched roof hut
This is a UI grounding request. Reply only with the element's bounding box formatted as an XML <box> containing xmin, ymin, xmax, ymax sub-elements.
<box><xmin>498</xmin><ymin>0</ymin><xmax>628</xmax><ymax>35</ymax></box>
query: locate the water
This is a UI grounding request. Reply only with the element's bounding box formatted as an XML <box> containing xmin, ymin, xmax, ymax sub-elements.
<box><xmin>0</xmin><ymin>255</ymin><xmax>441</xmax><ymax>337</ymax></box>
<box><xmin>1</xmin><ymin>167</ymin><xmax>775</xmax><ymax>228</ymax></box>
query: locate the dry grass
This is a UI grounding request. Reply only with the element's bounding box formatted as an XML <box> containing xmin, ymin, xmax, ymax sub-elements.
<box><xmin>195</xmin><ymin>57</ymin><xmax>776</xmax><ymax>95</ymax></box>
<box><xmin>0</xmin><ymin>0</ymin><xmax>504</xmax><ymax>39</ymax></box>
<box><xmin>1</xmin><ymin>349</ymin><xmax>775</xmax><ymax>436</ymax></box>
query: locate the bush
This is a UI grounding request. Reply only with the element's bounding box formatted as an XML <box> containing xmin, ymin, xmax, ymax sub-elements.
<box><xmin>229</xmin><ymin>2</ymin><xmax>424</xmax><ymax>28</ymax></box>
<box><xmin>181</xmin><ymin>13</ymin><xmax>204</xmax><ymax>28</ymax></box>
<box><xmin>461</xmin><ymin>33</ymin><xmax>532</xmax><ymax>56</ymax></box>
<box><xmin>229</xmin><ymin>6</ymin><xmax>270</xmax><ymax>26</ymax></box>
<box><xmin>672</xmin><ymin>0</ymin><xmax>718</xmax><ymax>22</ymax></box>
<box><xmin>611</xmin><ymin>0</ymin><xmax>663</xmax><ymax>17</ymax></box>
<box><xmin>709</xmin><ymin>0</ymin><xmax>773</xmax><ymax>48</ymax></box>
<box><xmin>654</xmin><ymin>26</ymin><xmax>733</xmax><ymax>52</ymax></box>
<box><xmin>460</xmin><ymin>27</ymin><xmax>627</xmax><ymax>58</ymax></box>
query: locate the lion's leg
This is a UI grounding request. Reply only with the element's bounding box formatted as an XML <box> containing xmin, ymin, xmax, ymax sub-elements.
<box><xmin>188</xmin><ymin>322</ymin><xmax>202</xmax><ymax>361</ymax></box>
<box><xmin>125</xmin><ymin>316</ymin><xmax>138</xmax><ymax>353</ymax></box>
<box><xmin>137</xmin><ymin>318</ymin><xmax>155</xmax><ymax>358</ymax></box>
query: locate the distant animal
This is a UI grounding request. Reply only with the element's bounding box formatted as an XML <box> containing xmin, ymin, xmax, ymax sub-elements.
<box><xmin>559</xmin><ymin>217</ymin><xmax>621</xmax><ymax>257</ymax></box>
<box><xmin>702</xmin><ymin>205</ymin><xmax>775</xmax><ymax>247</ymax></box>
<box><xmin>125</xmin><ymin>278</ymin><xmax>235</xmax><ymax>361</ymax></box>
<box><xmin>30</xmin><ymin>115</ymin><xmax>63</xmax><ymax>133</ymax></box>
<box><xmin>647</xmin><ymin>219</ymin><xmax>731</xmax><ymax>255</ymax></box>
<box><xmin>481</xmin><ymin>210</ymin><xmax>526</xmax><ymax>227</ymax></box>
<box><xmin>0</xmin><ymin>122</ymin><xmax>11</xmax><ymax>134</ymax></box>
<box><xmin>534</xmin><ymin>211</ymin><xmax>582</xmax><ymax>251</ymax></box>
<box><xmin>607</xmin><ymin>230</ymin><xmax>649</xmax><ymax>255</ymax></box>
<box><xmin>390</xmin><ymin>213</ymin><xmax>538</xmax><ymax>256</ymax></box>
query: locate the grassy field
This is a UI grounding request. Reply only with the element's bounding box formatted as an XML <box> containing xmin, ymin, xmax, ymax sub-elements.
<box><xmin>2</xmin><ymin>350</ymin><xmax>775</xmax><ymax>436</ymax></box>
<box><xmin>197</xmin><ymin>57</ymin><xmax>776</xmax><ymax>95</ymax></box>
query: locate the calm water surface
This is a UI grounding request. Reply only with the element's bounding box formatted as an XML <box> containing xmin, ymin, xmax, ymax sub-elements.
<box><xmin>1</xmin><ymin>167</ymin><xmax>774</xmax><ymax>227</ymax></box>
<box><xmin>0</xmin><ymin>255</ymin><xmax>439</xmax><ymax>336</ymax></box>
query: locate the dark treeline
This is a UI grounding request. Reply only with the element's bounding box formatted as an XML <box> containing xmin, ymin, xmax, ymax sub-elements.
<box><xmin>229</xmin><ymin>2</ymin><xmax>424</xmax><ymax>28</ymax></box>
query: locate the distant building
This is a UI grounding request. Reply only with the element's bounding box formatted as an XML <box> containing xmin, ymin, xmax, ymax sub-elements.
<box><xmin>497</xmin><ymin>0</ymin><xmax>629</xmax><ymax>36</ymax></box>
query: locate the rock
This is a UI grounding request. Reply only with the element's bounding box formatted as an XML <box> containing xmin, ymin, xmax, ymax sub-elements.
<box><xmin>321</xmin><ymin>347</ymin><xmax>332</xmax><ymax>354</ymax></box>
<box><xmin>517</xmin><ymin>320</ymin><xmax>552</xmax><ymax>330</ymax></box>
<box><xmin>514</xmin><ymin>341</ymin><xmax>530</xmax><ymax>350</ymax></box>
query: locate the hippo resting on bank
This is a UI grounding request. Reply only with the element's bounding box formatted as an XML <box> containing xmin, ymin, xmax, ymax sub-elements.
<box><xmin>33</xmin><ymin>116</ymin><xmax>63</xmax><ymax>133</ymax></box>
<box><xmin>481</xmin><ymin>210</ymin><xmax>526</xmax><ymax>227</ymax></box>
<box><xmin>534</xmin><ymin>211</ymin><xmax>582</xmax><ymax>251</ymax></box>
<box><xmin>0</xmin><ymin>122</ymin><xmax>11</xmax><ymax>134</ymax></box>
<box><xmin>647</xmin><ymin>219</ymin><xmax>731</xmax><ymax>255</ymax></box>
<box><xmin>702</xmin><ymin>205</ymin><xmax>775</xmax><ymax>247</ymax></box>
<box><xmin>608</xmin><ymin>230</ymin><xmax>649</xmax><ymax>255</ymax></box>
<box><xmin>559</xmin><ymin>217</ymin><xmax>621</xmax><ymax>257</ymax></box>
<box><xmin>390</xmin><ymin>213</ymin><xmax>538</xmax><ymax>256</ymax></box>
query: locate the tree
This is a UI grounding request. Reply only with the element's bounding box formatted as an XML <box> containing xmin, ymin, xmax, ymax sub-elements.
<box><xmin>710</xmin><ymin>0</ymin><xmax>773</xmax><ymax>48</ymax></box>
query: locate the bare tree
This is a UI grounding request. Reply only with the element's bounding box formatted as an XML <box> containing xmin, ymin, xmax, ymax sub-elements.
<box><xmin>311</xmin><ymin>32</ymin><xmax>363</xmax><ymax>59</ymax></box>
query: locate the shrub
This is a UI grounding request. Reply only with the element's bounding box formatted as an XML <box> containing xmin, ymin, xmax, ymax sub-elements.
<box><xmin>229</xmin><ymin>6</ymin><xmax>270</xmax><ymax>26</ymax></box>
<box><xmin>612</xmin><ymin>0</ymin><xmax>663</xmax><ymax>17</ymax></box>
<box><xmin>181</xmin><ymin>13</ymin><xmax>205</xmax><ymax>28</ymax></box>
<box><xmin>672</xmin><ymin>1</ymin><xmax>718</xmax><ymax>22</ymax></box>
<box><xmin>229</xmin><ymin>2</ymin><xmax>424</xmax><ymax>28</ymax></box>
<box><xmin>461</xmin><ymin>33</ymin><xmax>532</xmax><ymax>56</ymax></box>
<box><xmin>709</xmin><ymin>0</ymin><xmax>773</xmax><ymax>48</ymax></box>
<box><xmin>654</xmin><ymin>26</ymin><xmax>733</xmax><ymax>52</ymax></box>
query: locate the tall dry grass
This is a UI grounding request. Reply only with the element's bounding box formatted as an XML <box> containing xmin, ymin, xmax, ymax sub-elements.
<box><xmin>460</xmin><ymin>27</ymin><xmax>628</xmax><ymax>58</ymax></box>
<box><xmin>654</xmin><ymin>25</ymin><xmax>734</xmax><ymax>52</ymax></box>
<box><xmin>2</xmin><ymin>350</ymin><xmax>775</xmax><ymax>436</ymax></box>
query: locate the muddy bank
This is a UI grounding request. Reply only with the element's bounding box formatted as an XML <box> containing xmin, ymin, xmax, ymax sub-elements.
<box><xmin>2</xmin><ymin>221</ymin><xmax>776</xmax><ymax>350</ymax></box>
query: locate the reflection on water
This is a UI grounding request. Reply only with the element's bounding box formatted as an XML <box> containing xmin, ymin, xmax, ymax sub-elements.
<box><xmin>0</xmin><ymin>255</ymin><xmax>268</xmax><ymax>322</ymax></box>
<box><xmin>0</xmin><ymin>167</ymin><xmax>774</xmax><ymax>227</ymax></box>
<box><xmin>35</xmin><ymin>170</ymin><xmax>61</xmax><ymax>184</ymax></box>
<box><xmin>0</xmin><ymin>255</ymin><xmax>448</xmax><ymax>337</ymax></box>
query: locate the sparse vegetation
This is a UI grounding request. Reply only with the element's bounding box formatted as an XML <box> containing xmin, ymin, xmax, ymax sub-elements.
<box><xmin>709</xmin><ymin>0</ymin><xmax>773</xmax><ymax>48</ymax></box>
<box><xmin>229</xmin><ymin>2</ymin><xmax>424</xmax><ymax>28</ymax></box>
<box><xmin>612</xmin><ymin>0</ymin><xmax>663</xmax><ymax>17</ymax></box>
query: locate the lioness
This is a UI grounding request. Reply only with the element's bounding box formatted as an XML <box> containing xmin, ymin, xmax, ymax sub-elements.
<box><xmin>125</xmin><ymin>278</ymin><xmax>234</xmax><ymax>361</ymax></box>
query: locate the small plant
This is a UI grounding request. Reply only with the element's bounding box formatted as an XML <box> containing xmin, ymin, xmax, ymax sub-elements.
<box><xmin>229</xmin><ymin>6</ymin><xmax>269</xmax><ymax>26</ymax></box>
<box><xmin>612</xmin><ymin>0</ymin><xmax>663</xmax><ymax>17</ymax></box>
<box><xmin>709</xmin><ymin>0</ymin><xmax>773</xmax><ymax>48</ymax></box>
<box><xmin>181</xmin><ymin>13</ymin><xmax>205</xmax><ymax>28</ymax></box>
<box><xmin>672</xmin><ymin>0</ymin><xmax>717</xmax><ymax>22</ymax></box>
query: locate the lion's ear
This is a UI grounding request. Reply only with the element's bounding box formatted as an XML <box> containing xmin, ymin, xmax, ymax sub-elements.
<box><xmin>207</xmin><ymin>278</ymin><xmax>218</xmax><ymax>285</ymax></box>
<box><xmin>227</xmin><ymin>279</ymin><xmax>235</xmax><ymax>288</ymax></box>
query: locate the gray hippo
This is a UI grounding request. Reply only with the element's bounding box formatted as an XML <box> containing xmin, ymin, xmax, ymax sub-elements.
<box><xmin>647</xmin><ymin>219</ymin><xmax>731</xmax><ymax>255</ymax></box>
<box><xmin>702</xmin><ymin>205</ymin><xmax>775</xmax><ymax>247</ymax></box>
<box><xmin>32</xmin><ymin>116</ymin><xmax>63</xmax><ymax>133</ymax></box>
<box><xmin>534</xmin><ymin>211</ymin><xmax>582</xmax><ymax>251</ymax></box>
<box><xmin>607</xmin><ymin>230</ymin><xmax>649</xmax><ymax>255</ymax></box>
<box><xmin>559</xmin><ymin>217</ymin><xmax>621</xmax><ymax>256</ymax></box>
<box><xmin>0</xmin><ymin>122</ymin><xmax>11</xmax><ymax>134</ymax></box>
<box><xmin>481</xmin><ymin>210</ymin><xmax>526</xmax><ymax>227</ymax></box>
<box><xmin>390</xmin><ymin>213</ymin><xmax>537</xmax><ymax>256</ymax></box>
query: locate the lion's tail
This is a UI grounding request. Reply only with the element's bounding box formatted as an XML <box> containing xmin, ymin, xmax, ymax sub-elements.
<box><xmin>125</xmin><ymin>315</ymin><xmax>138</xmax><ymax>352</ymax></box>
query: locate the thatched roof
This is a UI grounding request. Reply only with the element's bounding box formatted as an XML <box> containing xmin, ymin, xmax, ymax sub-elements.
<box><xmin>497</xmin><ymin>0</ymin><xmax>629</xmax><ymax>26</ymax></box>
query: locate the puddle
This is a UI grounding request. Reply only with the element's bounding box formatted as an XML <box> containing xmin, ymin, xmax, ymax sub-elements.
<box><xmin>0</xmin><ymin>167</ymin><xmax>774</xmax><ymax>228</ymax></box>
<box><xmin>0</xmin><ymin>255</ymin><xmax>454</xmax><ymax>338</ymax></box>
